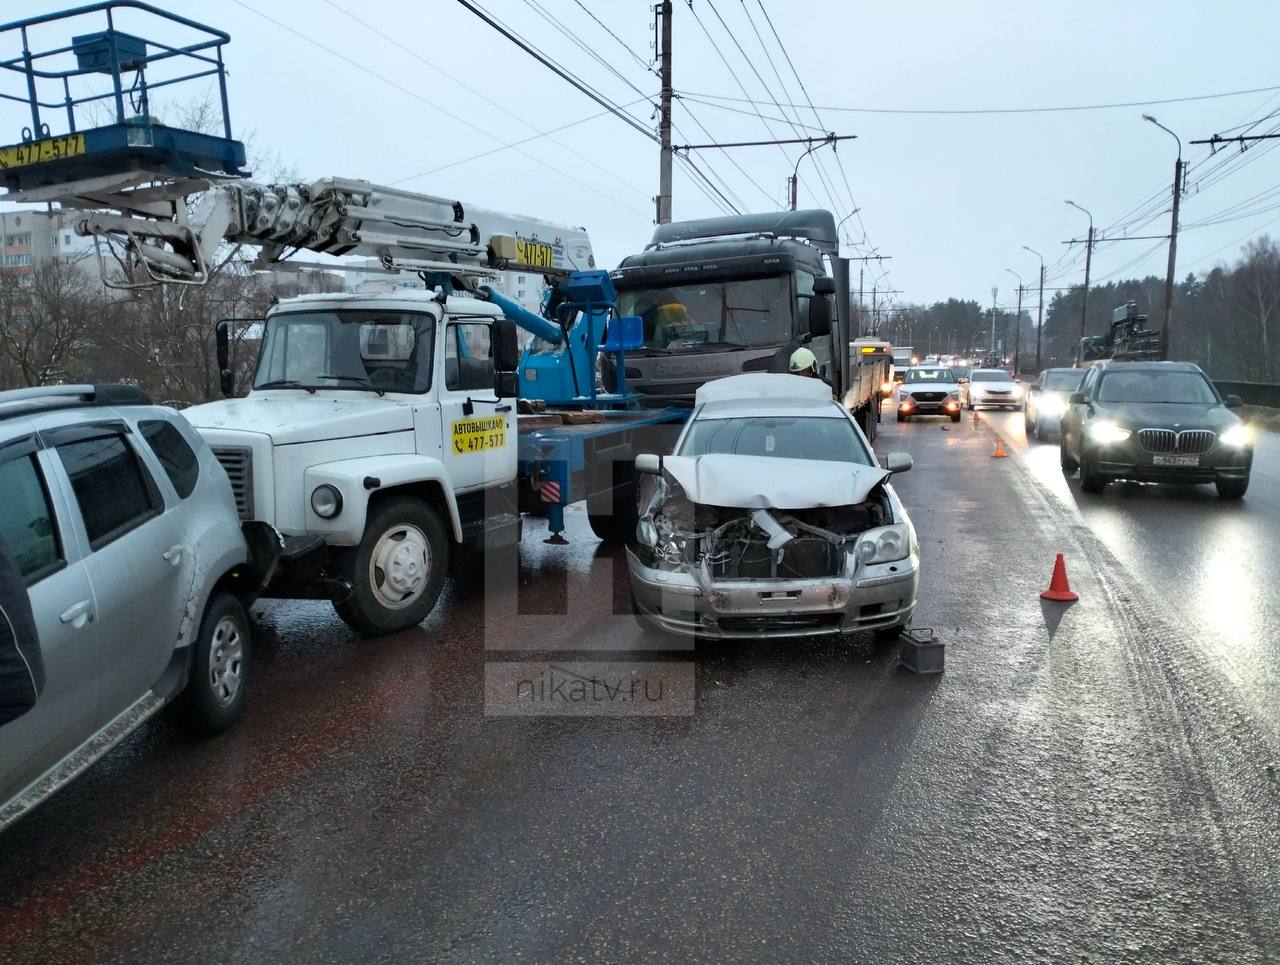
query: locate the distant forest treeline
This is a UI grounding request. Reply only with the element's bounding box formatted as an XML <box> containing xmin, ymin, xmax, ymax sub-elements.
<box><xmin>872</xmin><ymin>236</ymin><xmax>1279</xmax><ymax>381</ymax></box>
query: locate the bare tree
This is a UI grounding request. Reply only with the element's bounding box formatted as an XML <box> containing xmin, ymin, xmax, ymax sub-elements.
<box><xmin>0</xmin><ymin>257</ymin><xmax>111</xmax><ymax>387</ymax></box>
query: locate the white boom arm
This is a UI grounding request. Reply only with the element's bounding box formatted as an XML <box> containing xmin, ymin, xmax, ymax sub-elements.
<box><xmin>74</xmin><ymin>177</ymin><xmax>594</xmax><ymax>289</ymax></box>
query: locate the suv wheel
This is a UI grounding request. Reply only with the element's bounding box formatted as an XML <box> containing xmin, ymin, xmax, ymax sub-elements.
<box><xmin>172</xmin><ymin>593</ymin><xmax>250</xmax><ymax>736</ymax></box>
<box><xmin>1216</xmin><ymin>476</ymin><xmax>1249</xmax><ymax>500</ymax></box>
<box><xmin>335</xmin><ymin>496</ymin><xmax>449</xmax><ymax>636</ymax></box>
<box><xmin>1079</xmin><ymin>448</ymin><xmax>1106</xmax><ymax>494</ymax></box>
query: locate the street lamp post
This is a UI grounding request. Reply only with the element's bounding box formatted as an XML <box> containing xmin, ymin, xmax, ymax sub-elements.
<box><xmin>1066</xmin><ymin>200</ymin><xmax>1094</xmax><ymax>349</ymax></box>
<box><xmin>788</xmin><ymin>136</ymin><xmax>833</xmax><ymax>211</ymax></box>
<box><xmin>1023</xmin><ymin>245</ymin><xmax>1045</xmax><ymax>373</ymax></box>
<box><xmin>1004</xmin><ymin>267</ymin><xmax>1024</xmax><ymax>374</ymax></box>
<box><xmin>1144</xmin><ymin>114</ymin><xmax>1183</xmax><ymax>361</ymax></box>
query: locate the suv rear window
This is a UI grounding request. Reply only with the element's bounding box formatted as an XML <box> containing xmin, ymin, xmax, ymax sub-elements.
<box><xmin>57</xmin><ymin>434</ymin><xmax>160</xmax><ymax>548</ymax></box>
<box><xmin>0</xmin><ymin>454</ymin><xmax>63</xmax><ymax>584</ymax></box>
<box><xmin>140</xmin><ymin>419</ymin><xmax>199</xmax><ymax>499</ymax></box>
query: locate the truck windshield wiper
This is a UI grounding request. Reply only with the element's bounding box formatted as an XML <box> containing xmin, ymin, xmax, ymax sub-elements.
<box><xmin>318</xmin><ymin>374</ymin><xmax>386</xmax><ymax>396</ymax></box>
<box><xmin>257</xmin><ymin>380</ymin><xmax>316</xmax><ymax>394</ymax></box>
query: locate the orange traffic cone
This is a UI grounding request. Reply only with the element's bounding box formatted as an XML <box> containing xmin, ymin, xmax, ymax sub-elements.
<box><xmin>971</xmin><ymin>406</ymin><xmax>980</xmax><ymax>423</ymax></box>
<box><xmin>1040</xmin><ymin>553</ymin><xmax>1079</xmax><ymax>602</ymax></box>
<box><xmin>992</xmin><ymin>437</ymin><xmax>1008</xmax><ymax>458</ymax></box>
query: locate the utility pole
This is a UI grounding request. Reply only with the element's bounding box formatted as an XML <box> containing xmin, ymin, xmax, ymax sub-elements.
<box><xmin>1081</xmin><ymin>225</ymin><xmax>1094</xmax><ymax>343</ymax></box>
<box><xmin>1014</xmin><ymin>286</ymin><xmax>1023</xmax><ymax>372</ymax></box>
<box><xmin>990</xmin><ymin>286</ymin><xmax>998</xmax><ymax>355</ymax></box>
<box><xmin>656</xmin><ymin>0</ymin><xmax>673</xmax><ymax>225</ymax></box>
<box><xmin>858</xmin><ymin>267</ymin><xmax>864</xmax><ymax>333</ymax></box>
<box><xmin>1145</xmin><ymin>114</ymin><xmax>1183</xmax><ymax>360</ymax></box>
<box><xmin>1024</xmin><ymin>244</ymin><xmax>1044</xmax><ymax>371</ymax></box>
<box><xmin>1066</xmin><ymin>200</ymin><xmax>1095</xmax><ymax>345</ymax></box>
<box><xmin>1159</xmin><ymin>159</ymin><xmax>1182</xmax><ymax>359</ymax></box>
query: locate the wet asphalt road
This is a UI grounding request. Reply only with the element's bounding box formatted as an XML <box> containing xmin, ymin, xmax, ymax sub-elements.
<box><xmin>3</xmin><ymin>411</ymin><xmax>1279</xmax><ymax>963</ymax></box>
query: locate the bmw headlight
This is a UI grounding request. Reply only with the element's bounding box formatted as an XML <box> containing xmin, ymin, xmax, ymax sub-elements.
<box><xmin>1089</xmin><ymin>421</ymin><xmax>1131</xmax><ymax>445</ymax></box>
<box><xmin>1038</xmin><ymin>394</ymin><xmax>1066</xmax><ymax>417</ymax></box>
<box><xmin>1219</xmin><ymin>424</ymin><xmax>1252</xmax><ymax>448</ymax></box>
<box><xmin>311</xmin><ymin>484</ymin><xmax>343</xmax><ymax>518</ymax></box>
<box><xmin>854</xmin><ymin>523</ymin><xmax>913</xmax><ymax>565</ymax></box>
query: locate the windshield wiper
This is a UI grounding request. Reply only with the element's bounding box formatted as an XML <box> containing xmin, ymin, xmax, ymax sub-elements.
<box><xmin>630</xmin><ymin>346</ymin><xmax>673</xmax><ymax>356</ymax></box>
<box><xmin>318</xmin><ymin>374</ymin><xmax>386</xmax><ymax>396</ymax></box>
<box><xmin>257</xmin><ymin>380</ymin><xmax>316</xmax><ymax>394</ymax></box>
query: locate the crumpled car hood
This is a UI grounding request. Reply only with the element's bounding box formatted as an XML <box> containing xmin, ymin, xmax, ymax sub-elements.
<box><xmin>656</xmin><ymin>454</ymin><xmax>890</xmax><ymax>508</ymax></box>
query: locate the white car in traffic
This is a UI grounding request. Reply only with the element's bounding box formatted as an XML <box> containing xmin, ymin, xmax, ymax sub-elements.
<box><xmin>626</xmin><ymin>374</ymin><xmax>919</xmax><ymax>641</ymax></box>
<box><xmin>962</xmin><ymin>368</ymin><xmax>1023</xmax><ymax>410</ymax></box>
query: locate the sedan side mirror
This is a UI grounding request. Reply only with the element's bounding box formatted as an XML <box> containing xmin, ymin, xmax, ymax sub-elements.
<box><xmin>635</xmin><ymin>453</ymin><xmax>661</xmax><ymax>474</ymax></box>
<box><xmin>885</xmin><ymin>452</ymin><xmax>913</xmax><ymax>474</ymax></box>
<box><xmin>1068</xmin><ymin>392</ymin><xmax>1086</xmax><ymax>405</ymax></box>
<box><xmin>1225</xmin><ymin>394</ymin><xmax>1244</xmax><ymax>408</ymax></box>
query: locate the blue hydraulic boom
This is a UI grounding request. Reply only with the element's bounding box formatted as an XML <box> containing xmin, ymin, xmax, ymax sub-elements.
<box><xmin>478</xmin><ymin>269</ymin><xmax>643</xmax><ymax>408</ymax></box>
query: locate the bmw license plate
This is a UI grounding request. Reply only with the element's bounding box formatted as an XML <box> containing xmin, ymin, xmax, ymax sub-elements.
<box><xmin>1153</xmin><ymin>454</ymin><xmax>1199</xmax><ymax>467</ymax></box>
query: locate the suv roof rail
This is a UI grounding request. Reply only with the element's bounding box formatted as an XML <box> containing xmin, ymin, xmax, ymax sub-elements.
<box><xmin>0</xmin><ymin>383</ymin><xmax>154</xmax><ymax>421</ymax></box>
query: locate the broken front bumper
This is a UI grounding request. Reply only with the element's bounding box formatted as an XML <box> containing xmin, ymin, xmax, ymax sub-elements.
<box><xmin>626</xmin><ymin>547</ymin><xmax>919</xmax><ymax>639</ymax></box>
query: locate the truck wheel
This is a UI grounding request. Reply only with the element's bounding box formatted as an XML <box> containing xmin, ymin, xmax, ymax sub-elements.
<box><xmin>335</xmin><ymin>496</ymin><xmax>449</xmax><ymax>636</ymax></box>
<box><xmin>170</xmin><ymin>593</ymin><xmax>250</xmax><ymax>736</ymax></box>
<box><xmin>588</xmin><ymin>462</ymin><xmax>638</xmax><ymax>545</ymax></box>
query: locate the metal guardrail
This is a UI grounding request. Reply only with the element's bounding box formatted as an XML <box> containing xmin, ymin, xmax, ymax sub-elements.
<box><xmin>1215</xmin><ymin>381</ymin><xmax>1280</xmax><ymax>409</ymax></box>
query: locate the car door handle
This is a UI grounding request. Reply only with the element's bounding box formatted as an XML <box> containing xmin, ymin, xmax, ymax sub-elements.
<box><xmin>163</xmin><ymin>544</ymin><xmax>184</xmax><ymax>565</ymax></box>
<box><xmin>59</xmin><ymin>599</ymin><xmax>94</xmax><ymax>627</ymax></box>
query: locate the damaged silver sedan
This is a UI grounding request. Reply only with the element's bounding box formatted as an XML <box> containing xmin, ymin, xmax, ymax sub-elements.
<box><xmin>627</xmin><ymin>374</ymin><xmax>919</xmax><ymax>640</ymax></box>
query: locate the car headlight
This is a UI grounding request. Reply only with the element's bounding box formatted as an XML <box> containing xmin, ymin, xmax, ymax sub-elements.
<box><xmin>311</xmin><ymin>483</ymin><xmax>343</xmax><ymax>518</ymax></box>
<box><xmin>1038</xmin><ymin>394</ymin><xmax>1066</xmax><ymax>417</ymax></box>
<box><xmin>1089</xmin><ymin>421</ymin><xmax>1131</xmax><ymax>445</ymax></box>
<box><xmin>854</xmin><ymin>523</ymin><xmax>913</xmax><ymax>565</ymax></box>
<box><xmin>1219</xmin><ymin>424</ymin><xmax>1252</xmax><ymax>448</ymax></box>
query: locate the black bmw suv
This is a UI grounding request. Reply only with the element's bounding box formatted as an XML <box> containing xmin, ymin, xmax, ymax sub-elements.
<box><xmin>1060</xmin><ymin>361</ymin><xmax>1253</xmax><ymax>498</ymax></box>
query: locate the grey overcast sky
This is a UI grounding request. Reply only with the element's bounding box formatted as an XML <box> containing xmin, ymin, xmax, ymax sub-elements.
<box><xmin>4</xmin><ymin>0</ymin><xmax>1280</xmax><ymax>316</ymax></box>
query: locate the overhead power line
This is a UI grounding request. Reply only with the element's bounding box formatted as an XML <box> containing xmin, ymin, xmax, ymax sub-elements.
<box><xmin>675</xmin><ymin>82</ymin><xmax>1280</xmax><ymax>116</ymax></box>
<box><xmin>454</xmin><ymin>0</ymin><xmax>658</xmax><ymax>143</ymax></box>
<box><xmin>319</xmin><ymin>0</ymin><xmax>651</xmax><ymax>203</ymax></box>
<box><xmin>229</xmin><ymin>0</ymin><xmax>649</xmax><ymax>216</ymax></box>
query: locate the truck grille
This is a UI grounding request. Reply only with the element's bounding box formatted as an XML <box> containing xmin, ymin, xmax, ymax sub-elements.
<box><xmin>1136</xmin><ymin>428</ymin><xmax>1216</xmax><ymax>455</ymax></box>
<box><xmin>211</xmin><ymin>446</ymin><xmax>254</xmax><ymax>519</ymax></box>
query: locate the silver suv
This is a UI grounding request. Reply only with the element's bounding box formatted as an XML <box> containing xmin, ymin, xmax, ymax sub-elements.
<box><xmin>0</xmin><ymin>385</ymin><xmax>274</xmax><ymax>832</ymax></box>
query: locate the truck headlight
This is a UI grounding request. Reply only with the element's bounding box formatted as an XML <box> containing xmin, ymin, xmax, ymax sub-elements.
<box><xmin>1219</xmin><ymin>424</ymin><xmax>1252</xmax><ymax>448</ymax></box>
<box><xmin>311</xmin><ymin>484</ymin><xmax>343</xmax><ymax>518</ymax></box>
<box><xmin>1089</xmin><ymin>421</ymin><xmax>1131</xmax><ymax>445</ymax></box>
<box><xmin>855</xmin><ymin>523</ymin><xmax>912</xmax><ymax>565</ymax></box>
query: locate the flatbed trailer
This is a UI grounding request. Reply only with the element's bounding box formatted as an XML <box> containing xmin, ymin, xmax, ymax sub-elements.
<box><xmin>517</xmin><ymin>407</ymin><xmax>689</xmax><ymax>542</ymax></box>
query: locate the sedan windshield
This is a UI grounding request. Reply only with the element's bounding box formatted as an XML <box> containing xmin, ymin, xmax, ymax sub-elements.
<box><xmin>1044</xmin><ymin>370</ymin><xmax>1085</xmax><ymax>391</ymax></box>
<box><xmin>904</xmin><ymin>368</ymin><xmax>956</xmax><ymax>384</ymax></box>
<box><xmin>681</xmin><ymin>415</ymin><xmax>871</xmax><ymax>465</ymax></box>
<box><xmin>616</xmin><ymin>276</ymin><xmax>795</xmax><ymax>353</ymax></box>
<box><xmin>972</xmin><ymin>370</ymin><xmax>1013</xmax><ymax>383</ymax></box>
<box><xmin>254</xmin><ymin>311</ymin><xmax>434</xmax><ymax>393</ymax></box>
<box><xmin>1096</xmin><ymin>370</ymin><xmax>1218</xmax><ymax>404</ymax></box>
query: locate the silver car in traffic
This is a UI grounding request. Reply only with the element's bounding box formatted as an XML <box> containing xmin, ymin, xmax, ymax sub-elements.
<box><xmin>0</xmin><ymin>385</ymin><xmax>274</xmax><ymax>832</ymax></box>
<box><xmin>626</xmin><ymin>374</ymin><xmax>919</xmax><ymax>640</ymax></box>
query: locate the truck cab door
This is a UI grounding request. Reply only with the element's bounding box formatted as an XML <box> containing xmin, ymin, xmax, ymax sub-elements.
<box><xmin>438</xmin><ymin>317</ymin><xmax>516</xmax><ymax>493</ymax></box>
